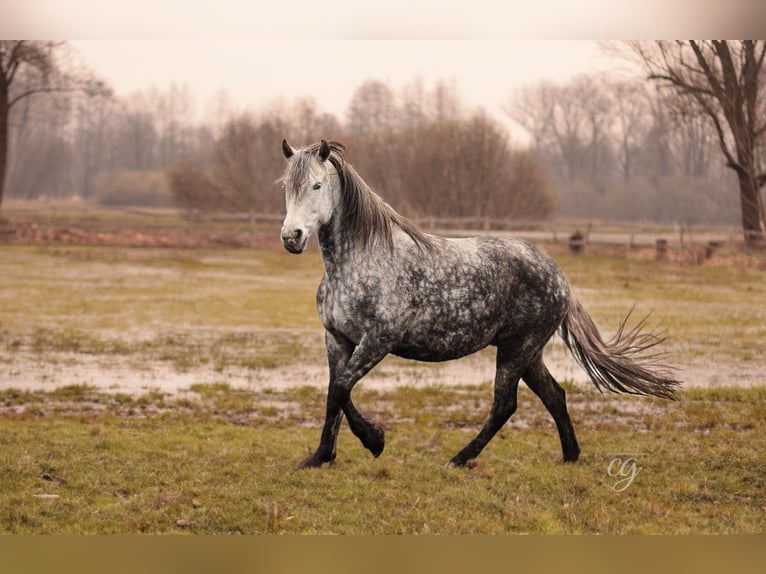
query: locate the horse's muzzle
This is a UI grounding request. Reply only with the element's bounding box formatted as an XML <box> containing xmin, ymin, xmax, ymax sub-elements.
<box><xmin>281</xmin><ymin>228</ymin><xmax>307</xmax><ymax>254</ymax></box>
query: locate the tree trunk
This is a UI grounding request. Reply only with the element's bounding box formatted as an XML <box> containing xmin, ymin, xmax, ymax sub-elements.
<box><xmin>736</xmin><ymin>169</ymin><xmax>765</xmax><ymax>248</ymax></box>
<box><xmin>0</xmin><ymin>87</ymin><xmax>8</xmax><ymax>215</ymax></box>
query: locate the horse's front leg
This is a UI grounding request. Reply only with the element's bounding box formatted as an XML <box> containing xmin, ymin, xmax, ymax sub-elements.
<box><xmin>298</xmin><ymin>332</ymin><xmax>392</xmax><ymax>468</ymax></box>
<box><xmin>297</xmin><ymin>331</ymin><xmax>354</xmax><ymax>469</ymax></box>
<box><xmin>331</xmin><ymin>333</ymin><xmax>393</xmax><ymax>457</ymax></box>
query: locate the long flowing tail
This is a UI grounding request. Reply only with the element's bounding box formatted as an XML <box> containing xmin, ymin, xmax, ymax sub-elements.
<box><xmin>560</xmin><ymin>299</ymin><xmax>681</xmax><ymax>400</ymax></box>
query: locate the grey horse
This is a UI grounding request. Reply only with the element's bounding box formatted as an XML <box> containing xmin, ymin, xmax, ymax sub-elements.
<box><xmin>278</xmin><ymin>139</ymin><xmax>680</xmax><ymax>469</ymax></box>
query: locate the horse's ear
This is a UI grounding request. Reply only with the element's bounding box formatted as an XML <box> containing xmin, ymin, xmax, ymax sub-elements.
<box><xmin>281</xmin><ymin>139</ymin><xmax>294</xmax><ymax>159</ymax></box>
<box><xmin>318</xmin><ymin>139</ymin><xmax>331</xmax><ymax>162</ymax></box>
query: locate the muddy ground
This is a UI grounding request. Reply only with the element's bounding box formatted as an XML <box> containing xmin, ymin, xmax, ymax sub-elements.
<box><xmin>2</xmin><ymin>217</ymin><xmax>764</xmax><ymax>397</ymax></box>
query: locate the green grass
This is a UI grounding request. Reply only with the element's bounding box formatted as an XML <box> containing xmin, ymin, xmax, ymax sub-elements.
<box><xmin>0</xmin><ymin>384</ymin><xmax>764</xmax><ymax>534</ymax></box>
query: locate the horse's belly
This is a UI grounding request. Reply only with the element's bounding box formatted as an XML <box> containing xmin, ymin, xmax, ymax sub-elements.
<box><xmin>391</xmin><ymin>345</ymin><xmax>487</xmax><ymax>363</ymax></box>
<box><xmin>391</xmin><ymin>328</ymin><xmax>495</xmax><ymax>362</ymax></box>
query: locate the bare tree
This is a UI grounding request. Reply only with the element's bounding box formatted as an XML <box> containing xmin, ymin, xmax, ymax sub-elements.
<box><xmin>71</xmin><ymin>84</ymin><xmax>116</xmax><ymax>197</ymax></box>
<box><xmin>0</xmin><ymin>41</ymin><xmax>106</xmax><ymax>213</ymax></box>
<box><xmin>5</xmin><ymin>92</ymin><xmax>73</xmax><ymax>199</ymax></box>
<box><xmin>212</xmin><ymin>112</ymin><xmax>286</xmax><ymax>214</ymax></box>
<box><xmin>284</xmin><ymin>97</ymin><xmax>342</xmax><ymax>145</ymax></box>
<box><xmin>509</xmin><ymin>78</ymin><xmax>606</xmax><ymax>183</ymax></box>
<box><xmin>400</xmin><ymin>77</ymin><xmax>430</xmax><ymax>126</ymax></box>
<box><xmin>569</xmin><ymin>75</ymin><xmax>613</xmax><ymax>186</ymax></box>
<box><xmin>608</xmin><ymin>80</ymin><xmax>650</xmax><ymax>183</ymax></box>
<box><xmin>430</xmin><ymin>79</ymin><xmax>462</xmax><ymax>121</ymax></box>
<box><xmin>156</xmin><ymin>83</ymin><xmax>197</xmax><ymax>167</ymax></box>
<box><xmin>639</xmin><ymin>91</ymin><xmax>676</xmax><ymax>180</ymax></box>
<box><xmin>346</xmin><ymin>80</ymin><xmax>399</xmax><ymax>135</ymax></box>
<box><xmin>346</xmin><ymin>109</ymin><xmax>553</xmax><ymax>221</ymax></box>
<box><xmin>626</xmin><ymin>40</ymin><xmax>766</xmax><ymax>247</ymax></box>
<box><xmin>212</xmin><ymin>113</ymin><xmax>261</xmax><ymax>211</ymax></box>
<box><xmin>662</xmin><ymin>92</ymin><xmax>717</xmax><ymax>178</ymax></box>
<box><xmin>115</xmin><ymin>91</ymin><xmax>161</xmax><ymax>171</ymax></box>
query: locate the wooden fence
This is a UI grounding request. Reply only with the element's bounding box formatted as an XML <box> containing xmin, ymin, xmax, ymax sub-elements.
<box><xmin>1</xmin><ymin>201</ymin><xmax>748</xmax><ymax>255</ymax></box>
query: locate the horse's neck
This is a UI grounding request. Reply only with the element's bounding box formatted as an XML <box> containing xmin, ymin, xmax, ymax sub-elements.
<box><xmin>317</xmin><ymin>216</ymin><xmax>350</xmax><ymax>277</ymax></box>
<box><xmin>317</xmin><ymin>214</ymin><xmax>384</xmax><ymax>278</ymax></box>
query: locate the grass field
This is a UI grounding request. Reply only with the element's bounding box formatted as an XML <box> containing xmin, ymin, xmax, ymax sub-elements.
<box><xmin>1</xmin><ymin>383</ymin><xmax>765</xmax><ymax>534</ymax></box>
<box><xmin>1</xmin><ymin>208</ymin><xmax>765</xmax><ymax>534</ymax></box>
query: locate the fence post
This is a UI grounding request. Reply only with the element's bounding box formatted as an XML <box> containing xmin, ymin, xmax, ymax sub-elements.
<box><xmin>705</xmin><ymin>241</ymin><xmax>721</xmax><ymax>259</ymax></box>
<box><xmin>250</xmin><ymin>211</ymin><xmax>257</xmax><ymax>248</ymax></box>
<box><xmin>656</xmin><ymin>238</ymin><xmax>668</xmax><ymax>261</ymax></box>
<box><xmin>569</xmin><ymin>230</ymin><xmax>586</xmax><ymax>254</ymax></box>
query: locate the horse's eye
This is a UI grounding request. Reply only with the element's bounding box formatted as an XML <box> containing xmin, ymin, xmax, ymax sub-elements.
<box><xmin>312</xmin><ymin>182</ymin><xmax>322</xmax><ymax>190</ymax></box>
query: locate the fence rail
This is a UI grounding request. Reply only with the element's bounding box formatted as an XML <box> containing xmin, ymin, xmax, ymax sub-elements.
<box><xmin>198</xmin><ymin>212</ymin><xmax>742</xmax><ymax>245</ymax></box>
<box><xmin>201</xmin><ymin>212</ymin><xmax>746</xmax><ymax>255</ymax></box>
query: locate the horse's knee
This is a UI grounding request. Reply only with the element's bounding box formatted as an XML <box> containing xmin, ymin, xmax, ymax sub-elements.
<box><xmin>327</xmin><ymin>383</ymin><xmax>350</xmax><ymax>405</ymax></box>
<box><xmin>491</xmin><ymin>380</ymin><xmax>519</xmax><ymax>417</ymax></box>
<box><xmin>490</xmin><ymin>396</ymin><xmax>517</xmax><ymax>424</ymax></box>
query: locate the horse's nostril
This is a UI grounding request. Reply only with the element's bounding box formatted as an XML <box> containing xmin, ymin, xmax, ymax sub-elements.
<box><xmin>281</xmin><ymin>228</ymin><xmax>304</xmax><ymax>247</ymax></box>
<box><xmin>281</xmin><ymin>229</ymin><xmax>299</xmax><ymax>241</ymax></box>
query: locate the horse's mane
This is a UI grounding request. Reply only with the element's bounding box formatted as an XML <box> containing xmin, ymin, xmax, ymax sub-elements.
<box><xmin>300</xmin><ymin>140</ymin><xmax>434</xmax><ymax>252</ymax></box>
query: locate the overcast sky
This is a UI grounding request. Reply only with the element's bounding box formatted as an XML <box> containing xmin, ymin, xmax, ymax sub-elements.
<box><xmin>8</xmin><ymin>0</ymin><xmax>753</xmax><ymax>140</ymax></box>
<box><xmin>69</xmin><ymin>40</ymin><xmax>626</xmax><ymax>141</ymax></box>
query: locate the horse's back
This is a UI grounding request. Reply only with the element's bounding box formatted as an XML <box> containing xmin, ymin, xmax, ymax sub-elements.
<box><xmin>440</xmin><ymin>235</ymin><xmax>571</xmax><ymax>336</ymax></box>
<box><xmin>431</xmin><ymin>235</ymin><xmax>569</xmax><ymax>304</ymax></box>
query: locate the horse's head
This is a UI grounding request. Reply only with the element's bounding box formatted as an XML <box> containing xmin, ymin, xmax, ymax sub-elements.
<box><xmin>279</xmin><ymin>139</ymin><xmax>340</xmax><ymax>254</ymax></box>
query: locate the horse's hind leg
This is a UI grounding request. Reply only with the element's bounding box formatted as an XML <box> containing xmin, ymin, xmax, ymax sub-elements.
<box><xmin>447</xmin><ymin>345</ymin><xmax>522</xmax><ymax>467</ymax></box>
<box><xmin>522</xmin><ymin>353</ymin><xmax>580</xmax><ymax>462</ymax></box>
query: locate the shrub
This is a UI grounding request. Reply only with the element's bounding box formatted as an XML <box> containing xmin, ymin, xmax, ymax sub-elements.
<box><xmin>166</xmin><ymin>165</ymin><xmax>222</xmax><ymax>212</ymax></box>
<box><xmin>91</xmin><ymin>170</ymin><xmax>173</xmax><ymax>207</ymax></box>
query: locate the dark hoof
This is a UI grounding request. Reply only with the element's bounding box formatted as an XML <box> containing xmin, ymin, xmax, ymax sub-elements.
<box><xmin>296</xmin><ymin>451</ymin><xmax>334</xmax><ymax>469</ymax></box>
<box><xmin>563</xmin><ymin>446</ymin><xmax>581</xmax><ymax>463</ymax></box>
<box><xmin>365</xmin><ymin>424</ymin><xmax>385</xmax><ymax>458</ymax></box>
<box><xmin>444</xmin><ymin>457</ymin><xmax>476</xmax><ymax>469</ymax></box>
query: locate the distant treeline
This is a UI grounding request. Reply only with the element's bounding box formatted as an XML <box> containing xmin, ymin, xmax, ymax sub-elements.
<box><xmin>169</xmin><ymin>94</ymin><xmax>553</xmax><ymax>222</ymax></box>
<box><xmin>510</xmin><ymin>74</ymin><xmax>741</xmax><ymax>225</ymax></box>
<box><xmin>5</xmin><ymin>74</ymin><xmax>743</xmax><ymax>225</ymax></box>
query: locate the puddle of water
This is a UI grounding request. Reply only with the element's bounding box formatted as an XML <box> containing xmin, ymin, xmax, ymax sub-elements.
<box><xmin>1</xmin><ymin>341</ymin><xmax>759</xmax><ymax>398</ymax></box>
